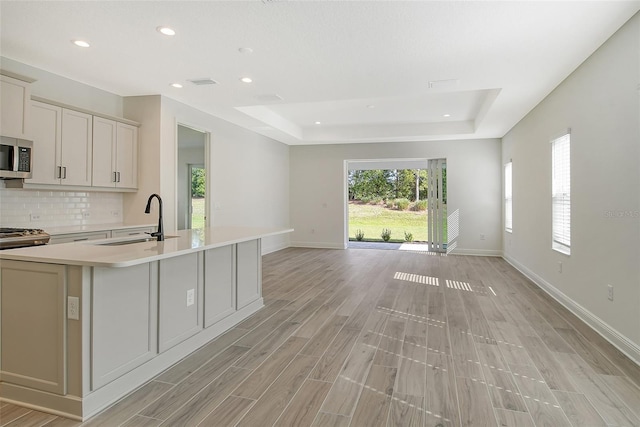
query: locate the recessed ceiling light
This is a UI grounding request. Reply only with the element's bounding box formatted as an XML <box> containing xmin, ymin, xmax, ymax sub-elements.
<box><xmin>240</xmin><ymin>77</ymin><xmax>253</xmax><ymax>83</ymax></box>
<box><xmin>171</xmin><ymin>83</ymin><xmax>183</xmax><ymax>88</ymax></box>
<box><xmin>72</xmin><ymin>40</ymin><xmax>90</xmax><ymax>48</ymax></box>
<box><xmin>443</xmin><ymin>114</ymin><xmax>451</xmax><ymax>118</ymax></box>
<box><xmin>238</xmin><ymin>47</ymin><xmax>253</xmax><ymax>54</ymax></box>
<box><xmin>367</xmin><ymin>104</ymin><xmax>375</xmax><ymax>109</ymax></box>
<box><xmin>157</xmin><ymin>26</ymin><xmax>176</xmax><ymax>36</ymax></box>
<box><xmin>315</xmin><ymin>121</ymin><xmax>321</xmax><ymax>125</ymax></box>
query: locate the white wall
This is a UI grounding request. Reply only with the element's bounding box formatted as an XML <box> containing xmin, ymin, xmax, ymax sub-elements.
<box><xmin>289</xmin><ymin>139</ymin><xmax>502</xmax><ymax>254</ymax></box>
<box><xmin>1</xmin><ymin>57</ymin><xmax>122</xmax><ymax>117</ymax></box>
<box><xmin>502</xmin><ymin>13</ymin><xmax>640</xmax><ymax>360</ymax></box>
<box><xmin>124</xmin><ymin>95</ymin><xmax>291</xmax><ymax>254</ymax></box>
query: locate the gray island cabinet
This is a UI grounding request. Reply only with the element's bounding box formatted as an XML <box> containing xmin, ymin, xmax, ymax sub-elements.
<box><xmin>0</xmin><ymin>226</ymin><xmax>291</xmax><ymax>420</ymax></box>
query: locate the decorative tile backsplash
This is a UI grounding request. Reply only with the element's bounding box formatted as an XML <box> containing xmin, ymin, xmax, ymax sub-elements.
<box><xmin>0</xmin><ymin>188</ymin><xmax>123</xmax><ymax>228</ymax></box>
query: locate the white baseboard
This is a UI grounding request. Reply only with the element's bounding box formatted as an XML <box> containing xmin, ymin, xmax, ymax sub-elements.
<box><xmin>503</xmin><ymin>254</ymin><xmax>640</xmax><ymax>366</ymax></box>
<box><xmin>290</xmin><ymin>241</ymin><xmax>346</xmax><ymax>250</ymax></box>
<box><xmin>450</xmin><ymin>248</ymin><xmax>502</xmax><ymax>257</ymax></box>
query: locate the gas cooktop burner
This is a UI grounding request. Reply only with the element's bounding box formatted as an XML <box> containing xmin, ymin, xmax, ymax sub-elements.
<box><xmin>0</xmin><ymin>227</ymin><xmax>50</xmax><ymax>249</ymax></box>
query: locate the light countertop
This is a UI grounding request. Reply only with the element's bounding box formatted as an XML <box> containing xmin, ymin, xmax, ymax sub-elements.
<box><xmin>0</xmin><ymin>226</ymin><xmax>293</xmax><ymax>268</ymax></box>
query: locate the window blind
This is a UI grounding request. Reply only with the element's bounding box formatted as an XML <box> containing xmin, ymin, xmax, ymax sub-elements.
<box><xmin>505</xmin><ymin>162</ymin><xmax>513</xmax><ymax>232</ymax></box>
<box><xmin>552</xmin><ymin>133</ymin><xmax>570</xmax><ymax>254</ymax></box>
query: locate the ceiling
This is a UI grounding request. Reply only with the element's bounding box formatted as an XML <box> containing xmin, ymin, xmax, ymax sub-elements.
<box><xmin>1</xmin><ymin>1</ymin><xmax>638</xmax><ymax>146</ymax></box>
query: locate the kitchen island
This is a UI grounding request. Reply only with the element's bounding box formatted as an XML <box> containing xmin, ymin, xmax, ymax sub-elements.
<box><xmin>0</xmin><ymin>226</ymin><xmax>292</xmax><ymax>420</ymax></box>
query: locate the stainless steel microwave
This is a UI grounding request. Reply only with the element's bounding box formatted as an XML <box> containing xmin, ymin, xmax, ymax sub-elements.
<box><xmin>0</xmin><ymin>136</ymin><xmax>32</xmax><ymax>179</ymax></box>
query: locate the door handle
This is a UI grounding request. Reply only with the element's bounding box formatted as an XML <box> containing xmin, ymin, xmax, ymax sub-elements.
<box><xmin>113</xmin><ymin>171</ymin><xmax>117</xmax><ymax>182</ymax></box>
<box><xmin>62</xmin><ymin>166</ymin><xmax>67</xmax><ymax>179</ymax></box>
<box><xmin>57</xmin><ymin>166</ymin><xmax>62</xmax><ymax>179</ymax></box>
<box><xmin>117</xmin><ymin>171</ymin><xmax>121</xmax><ymax>182</ymax></box>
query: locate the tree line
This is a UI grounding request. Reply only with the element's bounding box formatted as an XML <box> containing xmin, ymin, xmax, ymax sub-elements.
<box><xmin>348</xmin><ymin>169</ymin><xmax>446</xmax><ymax>203</ymax></box>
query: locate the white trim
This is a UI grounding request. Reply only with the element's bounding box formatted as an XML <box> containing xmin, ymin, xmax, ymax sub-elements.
<box><xmin>449</xmin><ymin>248</ymin><xmax>503</xmax><ymax>257</ymax></box>
<box><xmin>290</xmin><ymin>241</ymin><xmax>347</xmax><ymax>250</ymax></box>
<box><xmin>503</xmin><ymin>253</ymin><xmax>640</xmax><ymax>366</ymax></box>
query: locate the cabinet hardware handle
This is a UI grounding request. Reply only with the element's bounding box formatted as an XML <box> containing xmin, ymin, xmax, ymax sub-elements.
<box><xmin>57</xmin><ymin>166</ymin><xmax>62</xmax><ymax>179</ymax></box>
<box><xmin>73</xmin><ymin>238</ymin><xmax>88</xmax><ymax>242</ymax></box>
<box><xmin>113</xmin><ymin>171</ymin><xmax>117</xmax><ymax>182</ymax></box>
<box><xmin>117</xmin><ymin>171</ymin><xmax>121</xmax><ymax>182</ymax></box>
<box><xmin>62</xmin><ymin>167</ymin><xmax>67</xmax><ymax>179</ymax></box>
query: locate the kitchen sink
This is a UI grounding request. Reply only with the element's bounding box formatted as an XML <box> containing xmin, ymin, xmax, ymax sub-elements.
<box><xmin>96</xmin><ymin>235</ymin><xmax>179</xmax><ymax>246</ymax></box>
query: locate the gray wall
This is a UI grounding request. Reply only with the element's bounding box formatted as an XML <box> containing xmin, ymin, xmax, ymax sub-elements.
<box><xmin>502</xmin><ymin>13</ymin><xmax>640</xmax><ymax>358</ymax></box>
<box><xmin>290</xmin><ymin>138</ymin><xmax>502</xmax><ymax>254</ymax></box>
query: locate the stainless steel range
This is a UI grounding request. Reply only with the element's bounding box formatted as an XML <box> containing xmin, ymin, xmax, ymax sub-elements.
<box><xmin>0</xmin><ymin>228</ymin><xmax>50</xmax><ymax>249</ymax></box>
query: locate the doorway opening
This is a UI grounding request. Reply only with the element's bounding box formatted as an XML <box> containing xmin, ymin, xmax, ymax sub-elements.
<box><xmin>344</xmin><ymin>159</ymin><xmax>447</xmax><ymax>253</ymax></box>
<box><xmin>177</xmin><ymin>125</ymin><xmax>209</xmax><ymax>230</ymax></box>
<box><xmin>189</xmin><ymin>164</ymin><xmax>205</xmax><ymax>229</ymax></box>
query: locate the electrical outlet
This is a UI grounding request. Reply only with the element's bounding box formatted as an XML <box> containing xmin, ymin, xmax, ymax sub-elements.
<box><xmin>186</xmin><ymin>289</ymin><xmax>195</xmax><ymax>307</ymax></box>
<box><xmin>607</xmin><ymin>284</ymin><xmax>614</xmax><ymax>301</ymax></box>
<box><xmin>68</xmin><ymin>296</ymin><xmax>80</xmax><ymax>320</ymax></box>
<box><xmin>558</xmin><ymin>261</ymin><xmax>563</xmax><ymax>273</ymax></box>
<box><xmin>30</xmin><ymin>213</ymin><xmax>41</xmax><ymax>221</ymax></box>
<box><xmin>111</xmin><ymin>210</ymin><xmax>120</xmax><ymax>217</ymax></box>
<box><xmin>82</xmin><ymin>211</ymin><xmax>90</xmax><ymax>219</ymax></box>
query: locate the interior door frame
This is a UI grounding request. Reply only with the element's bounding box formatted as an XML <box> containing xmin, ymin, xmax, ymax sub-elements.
<box><xmin>175</xmin><ymin>121</ymin><xmax>211</xmax><ymax>230</ymax></box>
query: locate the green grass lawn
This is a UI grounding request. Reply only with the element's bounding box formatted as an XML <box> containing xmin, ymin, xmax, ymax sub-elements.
<box><xmin>191</xmin><ymin>197</ymin><xmax>206</xmax><ymax>229</ymax></box>
<box><xmin>349</xmin><ymin>202</ymin><xmax>428</xmax><ymax>242</ymax></box>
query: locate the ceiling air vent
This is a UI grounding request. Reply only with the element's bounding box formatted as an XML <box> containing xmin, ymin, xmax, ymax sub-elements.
<box><xmin>188</xmin><ymin>78</ymin><xmax>218</xmax><ymax>86</ymax></box>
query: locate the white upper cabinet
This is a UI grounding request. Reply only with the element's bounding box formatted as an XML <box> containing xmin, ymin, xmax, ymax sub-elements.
<box><xmin>92</xmin><ymin>117</ymin><xmax>138</xmax><ymax>189</ymax></box>
<box><xmin>0</xmin><ymin>75</ymin><xmax>31</xmax><ymax>139</ymax></box>
<box><xmin>27</xmin><ymin>101</ymin><xmax>61</xmax><ymax>185</ymax></box>
<box><xmin>27</xmin><ymin>102</ymin><xmax>92</xmax><ymax>186</ymax></box>
<box><xmin>61</xmin><ymin>108</ymin><xmax>93</xmax><ymax>186</ymax></box>
<box><xmin>25</xmin><ymin>99</ymin><xmax>137</xmax><ymax>191</ymax></box>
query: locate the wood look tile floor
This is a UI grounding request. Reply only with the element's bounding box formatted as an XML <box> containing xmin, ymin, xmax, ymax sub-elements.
<box><xmin>3</xmin><ymin>248</ymin><xmax>640</xmax><ymax>427</ymax></box>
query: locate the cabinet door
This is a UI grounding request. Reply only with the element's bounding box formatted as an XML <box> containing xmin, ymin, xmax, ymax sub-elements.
<box><xmin>0</xmin><ymin>75</ymin><xmax>30</xmax><ymax>139</ymax></box>
<box><xmin>115</xmin><ymin>122</ymin><xmax>138</xmax><ymax>188</ymax></box>
<box><xmin>61</xmin><ymin>109</ymin><xmax>93</xmax><ymax>186</ymax></box>
<box><xmin>204</xmin><ymin>246</ymin><xmax>236</xmax><ymax>327</ymax></box>
<box><xmin>92</xmin><ymin>263</ymin><xmax>157</xmax><ymax>390</ymax></box>
<box><xmin>0</xmin><ymin>261</ymin><xmax>66</xmax><ymax>394</ymax></box>
<box><xmin>27</xmin><ymin>101</ymin><xmax>62</xmax><ymax>185</ymax></box>
<box><xmin>158</xmin><ymin>253</ymin><xmax>203</xmax><ymax>352</ymax></box>
<box><xmin>236</xmin><ymin>239</ymin><xmax>261</xmax><ymax>309</ymax></box>
<box><xmin>92</xmin><ymin>117</ymin><xmax>116</xmax><ymax>187</ymax></box>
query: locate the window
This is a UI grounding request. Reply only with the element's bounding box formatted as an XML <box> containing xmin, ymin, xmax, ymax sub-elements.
<box><xmin>552</xmin><ymin>133</ymin><xmax>570</xmax><ymax>254</ymax></box>
<box><xmin>505</xmin><ymin>162</ymin><xmax>513</xmax><ymax>232</ymax></box>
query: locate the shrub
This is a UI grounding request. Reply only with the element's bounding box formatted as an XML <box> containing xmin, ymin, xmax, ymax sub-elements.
<box><xmin>381</xmin><ymin>228</ymin><xmax>392</xmax><ymax>242</ymax></box>
<box><xmin>404</xmin><ymin>231</ymin><xmax>414</xmax><ymax>242</ymax></box>
<box><xmin>370</xmin><ymin>197</ymin><xmax>383</xmax><ymax>205</ymax></box>
<box><xmin>385</xmin><ymin>200</ymin><xmax>395</xmax><ymax>209</ymax></box>
<box><xmin>360</xmin><ymin>196</ymin><xmax>371</xmax><ymax>204</ymax></box>
<box><xmin>355</xmin><ymin>229</ymin><xmax>365</xmax><ymax>241</ymax></box>
<box><xmin>414</xmin><ymin>200</ymin><xmax>427</xmax><ymax>211</ymax></box>
<box><xmin>396</xmin><ymin>198</ymin><xmax>410</xmax><ymax>210</ymax></box>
